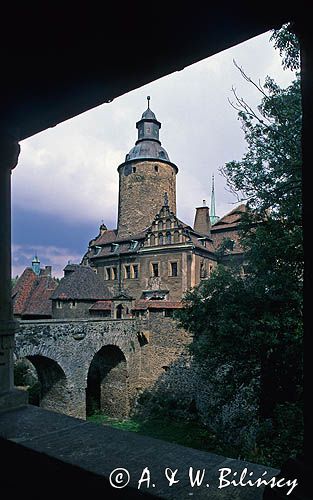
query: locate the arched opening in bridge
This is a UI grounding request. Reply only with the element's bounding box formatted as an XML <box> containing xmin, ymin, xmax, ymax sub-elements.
<box><xmin>14</xmin><ymin>355</ymin><xmax>68</xmax><ymax>414</ymax></box>
<box><xmin>86</xmin><ymin>345</ymin><xmax>128</xmax><ymax>419</ymax></box>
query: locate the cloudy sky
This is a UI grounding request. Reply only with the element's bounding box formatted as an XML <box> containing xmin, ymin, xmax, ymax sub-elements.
<box><xmin>11</xmin><ymin>30</ymin><xmax>295</xmax><ymax>278</ymax></box>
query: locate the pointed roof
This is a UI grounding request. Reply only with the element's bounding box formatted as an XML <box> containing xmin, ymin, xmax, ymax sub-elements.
<box><xmin>210</xmin><ymin>174</ymin><xmax>219</xmax><ymax>225</ymax></box>
<box><xmin>124</xmin><ymin>97</ymin><xmax>170</xmax><ymax>162</ymax></box>
<box><xmin>50</xmin><ymin>265</ymin><xmax>112</xmax><ymax>300</ymax></box>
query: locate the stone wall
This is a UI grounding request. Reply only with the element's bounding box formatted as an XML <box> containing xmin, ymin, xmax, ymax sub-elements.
<box><xmin>117</xmin><ymin>160</ymin><xmax>177</xmax><ymax>238</ymax></box>
<box><xmin>14</xmin><ymin>315</ymin><xmax>192</xmax><ymax>420</ymax></box>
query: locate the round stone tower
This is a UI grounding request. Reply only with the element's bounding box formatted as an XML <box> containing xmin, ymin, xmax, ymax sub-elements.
<box><xmin>117</xmin><ymin>97</ymin><xmax>178</xmax><ymax>239</ymax></box>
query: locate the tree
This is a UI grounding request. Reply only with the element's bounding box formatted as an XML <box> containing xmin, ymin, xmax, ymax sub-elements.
<box><xmin>177</xmin><ymin>25</ymin><xmax>303</xmax><ymax>466</ymax></box>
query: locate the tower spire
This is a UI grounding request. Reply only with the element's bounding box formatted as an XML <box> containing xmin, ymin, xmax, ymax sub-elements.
<box><xmin>210</xmin><ymin>174</ymin><xmax>219</xmax><ymax>225</ymax></box>
<box><xmin>147</xmin><ymin>95</ymin><xmax>150</xmax><ymax>109</ymax></box>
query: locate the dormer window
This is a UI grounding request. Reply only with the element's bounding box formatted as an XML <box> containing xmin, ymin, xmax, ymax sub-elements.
<box><xmin>129</xmin><ymin>240</ymin><xmax>139</xmax><ymax>251</ymax></box>
<box><xmin>94</xmin><ymin>245</ymin><xmax>101</xmax><ymax>255</ymax></box>
<box><xmin>111</xmin><ymin>243</ymin><xmax>119</xmax><ymax>253</ymax></box>
<box><xmin>197</xmin><ymin>237</ymin><xmax>206</xmax><ymax>247</ymax></box>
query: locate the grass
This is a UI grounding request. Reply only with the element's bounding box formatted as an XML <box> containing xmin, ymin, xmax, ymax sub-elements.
<box><xmin>87</xmin><ymin>412</ymin><xmax>231</xmax><ymax>456</ymax></box>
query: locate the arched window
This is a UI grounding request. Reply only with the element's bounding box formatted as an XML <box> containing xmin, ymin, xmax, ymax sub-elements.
<box><xmin>159</xmin><ymin>233</ymin><xmax>163</xmax><ymax>245</ymax></box>
<box><xmin>150</xmin><ymin>234</ymin><xmax>155</xmax><ymax>246</ymax></box>
<box><xmin>174</xmin><ymin>230</ymin><xmax>179</xmax><ymax>243</ymax></box>
<box><xmin>166</xmin><ymin>219</ymin><xmax>171</xmax><ymax>229</ymax></box>
<box><xmin>166</xmin><ymin>232</ymin><xmax>171</xmax><ymax>244</ymax></box>
<box><xmin>158</xmin><ymin>220</ymin><xmax>163</xmax><ymax>230</ymax></box>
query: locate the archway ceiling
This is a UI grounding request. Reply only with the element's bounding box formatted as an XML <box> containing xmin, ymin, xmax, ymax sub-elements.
<box><xmin>1</xmin><ymin>5</ymin><xmax>295</xmax><ymax>141</ymax></box>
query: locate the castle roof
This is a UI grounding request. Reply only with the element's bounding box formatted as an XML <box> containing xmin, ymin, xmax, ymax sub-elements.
<box><xmin>124</xmin><ymin>97</ymin><xmax>171</xmax><ymax>163</ymax></box>
<box><xmin>89</xmin><ymin>300</ymin><xmax>112</xmax><ymax>311</ymax></box>
<box><xmin>132</xmin><ymin>300</ymin><xmax>183</xmax><ymax>311</ymax></box>
<box><xmin>51</xmin><ymin>265</ymin><xmax>112</xmax><ymax>300</ymax></box>
<box><xmin>12</xmin><ymin>267</ymin><xmax>58</xmax><ymax>318</ymax></box>
<box><xmin>211</xmin><ymin>204</ymin><xmax>246</xmax><ymax>229</ymax></box>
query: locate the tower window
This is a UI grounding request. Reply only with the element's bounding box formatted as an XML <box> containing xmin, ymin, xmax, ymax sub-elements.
<box><xmin>125</xmin><ymin>265</ymin><xmax>131</xmax><ymax>279</ymax></box>
<box><xmin>106</xmin><ymin>267</ymin><xmax>111</xmax><ymax>280</ymax></box>
<box><xmin>112</xmin><ymin>267</ymin><xmax>117</xmax><ymax>280</ymax></box>
<box><xmin>151</xmin><ymin>263</ymin><xmax>159</xmax><ymax>277</ymax></box>
<box><xmin>132</xmin><ymin>264</ymin><xmax>139</xmax><ymax>279</ymax></box>
<box><xmin>166</xmin><ymin>232</ymin><xmax>172</xmax><ymax>244</ymax></box>
<box><xmin>154</xmin><ymin>165</ymin><xmax>159</xmax><ymax>172</ymax></box>
<box><xmin>132</xmin><ymin>166</ymin><xmax>136</xmax><ymax>173</ymax></box>
<box><xmin>56</xmin><ymin>300</ymin><xmax>62</xmax><ymax>309</ymax></box>
<box><xmin>170</xmin><ymin>262</ymin><xmax>178</xmax><ymax>277</ymax></box>
<box><xmin>158</xmin><ymin>233</ymin><xmax>163</xmax><ymax>245</ymax></box>
<box><xmin>69</xmin><ymin>300</ymin><xmax>77</xmax><ymax>309</ymax></box>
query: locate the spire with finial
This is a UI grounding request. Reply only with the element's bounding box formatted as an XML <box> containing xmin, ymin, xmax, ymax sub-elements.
<box><xmin>210</xmin><ymin>174</ymin><xmax>219</xmax><ymax>225</ymax></box>
<box><xmin>124</xmin><ymin>96</ymin><xmax>171</xmax><ymax>162</ymax></box>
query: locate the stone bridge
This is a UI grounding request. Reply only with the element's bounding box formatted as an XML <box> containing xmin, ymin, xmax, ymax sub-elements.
<box><xmin>14</xmin><ymin>316</ymin><xmax>190</xmax><ymax>419</ymax></box>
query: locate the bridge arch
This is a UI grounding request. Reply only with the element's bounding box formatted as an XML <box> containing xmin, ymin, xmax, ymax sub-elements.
<box><xmin>86</xmin><ymin>344</ymin><xmax>129</xmax><ymax>418</ymax></box>
<box><xmin>14</xmin><ymin>355</ymin><xmax>69</xmax><ymax>414</ymax></box>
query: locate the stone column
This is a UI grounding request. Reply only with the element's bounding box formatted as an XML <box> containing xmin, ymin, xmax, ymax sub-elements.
<box><xmin>0</xmin><ymin>134</ymin><xmax>28</xmax><ymax>410</ymax></box>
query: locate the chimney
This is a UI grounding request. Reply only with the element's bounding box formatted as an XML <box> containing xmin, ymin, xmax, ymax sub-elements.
<box><xmin>194</xmin><ymin>201</ymin><xmax>211</xmax><ymax>235</ymax></box>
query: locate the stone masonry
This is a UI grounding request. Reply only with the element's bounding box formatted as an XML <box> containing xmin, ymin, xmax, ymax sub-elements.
<box><xmin>14</xmin><ymin>316</ymin><xmax>192</xmax><ymax>419</ymax></box>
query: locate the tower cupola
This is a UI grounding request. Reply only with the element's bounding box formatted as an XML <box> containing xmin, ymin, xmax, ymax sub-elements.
<box><xmin>125</xmin><ymin>97</ymin><xmax>170</xmax><ymax>162</ymax></box>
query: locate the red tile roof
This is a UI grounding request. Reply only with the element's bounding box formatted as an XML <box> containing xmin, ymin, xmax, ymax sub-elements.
<box><xmin>212</xmin><ymin>204</ymin><xmax>246</xmax><ymax>228</ymax></box>
<box><xmin>89</xmin><ymin>300</ymin><xmax>112</xmax><ymax>311</ymax></box>
<box><xmin>132</xmin><ymin>300</ymin><xmax>184</xmax><ymax>311</ymax></box>
<box><xmin>12</xmin><ymin>268</ymin><xmax>37</xmax><ymax>315</ymax></box>
<box><xmin>12</xmin><ymin>268</ymin><xmax>58</xmax><ymax>318</ymax></box>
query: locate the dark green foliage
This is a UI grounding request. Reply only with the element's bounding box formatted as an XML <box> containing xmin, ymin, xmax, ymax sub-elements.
<box><xmin>176</xmin><ymin>25</ymin><xmax>303</xmax><ymax>466</ymax></box>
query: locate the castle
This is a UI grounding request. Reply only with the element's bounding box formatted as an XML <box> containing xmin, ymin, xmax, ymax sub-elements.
<box><xmin>13</xmin><ymin>98</ymin><xmax>245</xmax><ymax>320</ymax></box>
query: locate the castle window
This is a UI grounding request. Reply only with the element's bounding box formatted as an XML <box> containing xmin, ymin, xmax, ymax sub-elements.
<box><xmin>170</xmin><ymin>261</ymin><xmax>178</xmax><ymax>277</ymax></box>
<box><xmin>111</xmin><ymin>243</ymin><xmax>119</xmax><ymax>253</ymax></box>
<box><xmin>69</xmin><ymin>300</ymin><xmax>77</xmax><ymax>309</ymax></box>
<box><xmin>106</xmin><ymin>267</ymin><xmax>111</xmax><ymax>280</ymax></box>
<box><xmin>174</xmin><ymin>230</ymin><xmax>179</xmax><ymax>243</ymax></box>
<box><xmin>125</xmin><ymin>265</ymin><xmax>131</xmax><ymax>279</ymax></box>
<box><xmin>166</xmin><ymin>219</ymin><xmax>171</xmax><ymax>229</ymax></box>
<box><xmin>158</xmin><ymin>233</ymin><xmax>163</xmax><ymax>245</ymax></box>
<box><xmin>56</xmin><ymin>300</ymin><xmax>62</xmax><ymax>309</ymax></box>
<box><xmin>112</xmin><ymin>267</ymin><xmax>117</xmax><ymax>280</ymax></box>
<box><xmin>164</xmin><ymin>309</ymin><xmax>173</xmax><ymax>317</ymax></box>
<box><xmin>154</xmin><ymin>165</ymin><xmax>159</xmax><ymax>172</ymax></box>
<box><xmin>150</xmin><ymin>234</ymin><xmax>155</xmax><ymax>246</ymax></box>
<box><xmin>129</xmin><ymin>240</ymin><xmax>138</xmax><ymax>251</ymax></box>
<box><xmin>158</xmin><ymin>220</ymin><xmax>163</xmax><ymax>230</ymax></box>
<box><xmin>151</xmin><ymin>262</ymin><xmax>159</xmax><ymax>277</ymax></box>
<box><xmin>132</xmin><ymin>264</ymin><xmax>139</xmax><ymax>279</ymax></box>
<box><xmin>132</xmin><ymin>166</ymin><xmax>136</xmax><ymax>173</ymax></box>
<box><xmin>166</xmin><ymin>232</ymin><xmax>172</xmax><ymax>244</ymax></box>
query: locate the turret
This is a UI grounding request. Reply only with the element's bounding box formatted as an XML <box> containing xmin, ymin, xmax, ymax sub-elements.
<box><xmin>117</xmin><ymin>97</ymin><xmax>178</xmax><ymax>238</ymax></box>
